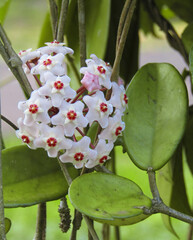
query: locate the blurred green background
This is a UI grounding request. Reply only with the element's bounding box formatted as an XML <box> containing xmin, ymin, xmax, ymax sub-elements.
<box><xmin>1</xmin><ymin>0</ymin><xmax>193</xmax><ymax>239</ymax></box>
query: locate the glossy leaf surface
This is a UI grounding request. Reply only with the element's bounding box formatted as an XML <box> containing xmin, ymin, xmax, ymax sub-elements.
<box><xmin>182</xmin><ymin>23</ymin><xmax>193</xmax><ymax>53</ymax></box>
<box><xmin>123</xmin><ymin>63</ymin><xmax>188</xmax><ymax>170</ymax></box>
<box><xmin>0</xmin><ymin>0</ymin><xmax>11</xmax><ymax>24</ymax></box>
<box><xmin>69</xmin><ymin>172</ymin><xmax>151</xmax><ymax>226</ymax></box>
<box><xmin>2</xmin><ymin>145</ymin><xmax>78</xmax><ymax>207</ymax></box>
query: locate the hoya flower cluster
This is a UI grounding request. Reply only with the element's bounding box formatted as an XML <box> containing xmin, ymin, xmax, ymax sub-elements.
<box><xmin>16</xmin><ymin>41</ymin><xmax>127</xmax><ymax>169</ymax></box>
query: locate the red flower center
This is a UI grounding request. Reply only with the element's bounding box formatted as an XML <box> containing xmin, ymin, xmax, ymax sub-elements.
<box><xmin>47</xmin><ymin>137</ymin><xmax>57</xmax><ymax>147</ymax></box>
<box><xmin>51</xmin><ymin>40</ymin><xmax>60</xmax><ymax>44</ymax></box>
<box><xmin>29</xmin><ymin>104</ymin><xmax>38</xmax><ymax>114</ymax></box>
<box><xmin>67</xmin><ymin>110</ymin><xmax>77</xmax><ymax>120</ymax></box>
<box><xmin>54</xmin><ymin>81</ymin><xmax>64</xmax><ymax>90</ymax></box>
<box><xmin>115</xmin><ymin>126</ymin><xmax>122</xmax><ymax>136</ymax></box>
<box><xmin>43</xmin><ymin>59</ymin><xmax>52</xmax><ymax>66</ymax></box>
<box><xmin>21</xmin><ymin>135</ymin><xmax>30</xmax><ymax>144</ymax></box>
<box><xmin>18</xmin><ymin>50</ymin><xmax>26</xmax><ymax>56</ymax></box>
<box><xmin>74</xmin><ymin>152</ymin><xmax>84</xmax><ymax>161</ymax></box>
<box><xmin>100</xmin><ymin>102</ymin><xmax>108</xmax><ymax>112</ymax></box>
<box><xmin>97</xmin><ymin>66</ymin><xmax>106</xmax><ymax>74</ymax></box>
<box><xmin>123</xmin><ymin>94</ymin><xmax>128</xmax><ymax>104</ymax></box>
<box><xmin>99</xmin><ymin>155</ymin><xmax>108</xmax><ymax>164</ymax></box>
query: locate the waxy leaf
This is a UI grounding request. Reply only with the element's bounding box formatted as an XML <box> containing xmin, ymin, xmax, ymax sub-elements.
<box><xmin>38</xmin><ymin>12</ymin><xmax>53</xmax><ymax>47</ymax></box>
<box><xmin>5</xmin><ymin>217</ymin><xmax>11</xmax><ymax>234</ymax></box>
<box><xmin>69</xmin><ymin>172</ymin><xmax>151</xmax><ymax>226</ymax></box>
<box><xmin>183</xmin><ymin>107</ymin><xmax>193</xmax><ymax>175</ymax></box>
<box><xmin>0</xmin><ymin>0</ymin><xmax>11</xmax><ymax>24</ymax></box>
<box><xmin>123</xmin><ymin>63</ymin><xmax>188</xmax><ymax>170</ymax></box>
<box><xmin>2</xmin><ymin>145</ymin><xmax>78</xmax><ymax>207</ymax></box>
<box><xmin>182</xmin><ymin>23</ymin><xmax>193</xmax><ymax>53</ymax></box>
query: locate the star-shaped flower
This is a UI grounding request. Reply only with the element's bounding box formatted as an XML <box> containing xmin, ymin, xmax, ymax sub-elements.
<box><xmin>31</xmin><ymin>53</ymin><xmax>66</xmax><ymax>83</ymax></box>
<box><xmin>38</xmin><ymin>72</ymin><xmax>76</xmax><ymax>107</ymax></box>
<box><xmin>109</xmin><ymin>82</ymin><xmax>128</xmax><ymax>113</ymax></box>
<box><xmin>80</xmin><ymin>54</ymin><xmax>112</xmax><ymax>89</ymax></box>
<box><xmin>16</xmin><ymin>117</ymin><xmax>40</xmax><ymax>149</ymax></box>
<box><xmin>18</xmin><ymin>48</ymin><xmax>41</xmax><ymax>64</ymax></box>
<box><xmin>59</xmin><ymin>136</ymin><xmax>97</xmax><ymax>169</ymax></box>
<box><xmin>99</xmin><ymin>110</ymin><xmax>125</xmax><ymax>142</ymax></box>
<box><xmin>38</xmin><ymin>41</ymin><xmax>74</xmax><ymax>55</ymax></box>
<box><xmin>83</xmin><ymin>91</ymin><xmax>113</xmax><ymax>128</ymax></box>
<box><xmin>34</xmin><ymin>124</ymin><xmax>72</xmax><ymax>157</ymax></box>
<box><xmin>51</xmin><ymin>100</ymin><xmax>88</xmax><ymax>136</ymax></box>
<box><xmin>85</xmin><ymin>139</ymin><xmax>113</xmax><ymax>168</ymax></box>
<box><xmin>18</xmin><ymin>90</ymin><xmax>52</xmax><ymax>125</ymax></box>
<box><xmin>80</xmin><ymin>71</ymin><xmax>101</xmax><ymax>92</ymax></box>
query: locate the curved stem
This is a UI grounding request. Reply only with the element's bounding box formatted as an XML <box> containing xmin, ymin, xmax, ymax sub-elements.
<box><xmin>1</xmin><ymin>115</ymin><xmax>18</xmax><ymax>131</ymax></box>
<box><xmin>57</xmin><ymin>0</ymin><xmax>69</xmax><ymax>42</ymax></box>
<box><xmin>144</xmin><ymin>169</ymin><xmax>193</xmax><ymax>224</ymax></box>
<box><xmin>111</xmin><ymin>0</ymin><xmax>137</xmax><ymax>83</ymax></box>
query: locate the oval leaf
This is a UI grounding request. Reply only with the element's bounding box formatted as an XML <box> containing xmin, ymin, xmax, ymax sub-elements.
<box><xmin>2</xmin><ymin>145</ymin><xmax>78</xmax><ymax>207</ymax></box>
<box><xmin>0</xmin><ymin>0</ymin><xmax>11</xmax><ymax>24</ymax></box>
<box><xmin>123</xmin><ymin>63</ymin><xmax>188</xmax><ymax>170</ymax></box>
<box><xmin>182</xmin><ymin>23</ymin><xmax>193</xmax><ymax>53</ymax></box>
<box><xmin>5</xmin><ymin>217</ymin><xmax>11</xmax><ymax>234</ymax></box>
<box><xmin>69</xmin><ymin>172</ymin><xmax>151</xmax><ymax>226</ymax></box>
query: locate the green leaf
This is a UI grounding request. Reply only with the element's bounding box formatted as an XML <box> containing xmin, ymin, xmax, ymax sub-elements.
<box><xmin>5</xmin><ymin>217</ymin><xmax>11</xmax><ymax>234</ymax></box>
<box><xmin>69</xmin><ymin>172</ymin><xmax>152</xmax><ymax>226</ymax></box>
<box><xmin>0</xmin><ymin>0</ymin><xmax>11</xmax><ymax>24</ymax></box>
<box><xmin>123</xmin><ymin>63</ymin><xmax>188</xmax><ymax>170</ymax></box>
<box><xmin>182</xmin><ymin>23</ymin><xmax>193</xmax><ymax>54</ymax></box>
<box><xmin>104</xmin><ymin>0</ymin><xmax>139</xmax><ymax>83</ymax></box>
<box><xmin>156</xmin><ymin>0</ymin><xmax>193</xmax><ymax>23</ymax></box>
<box><xmin>2</xmin><ymin>145</ymin><xmax>78</xmax><ymax>207</ymax></box>
<box><xmin>86</xmin><ymin>122</ymin><xmax>99</xmax><ymax>144</ymax></box>
<box><xmin>183</xmin><ymin>107</ymin><xmax>193</xmax><ymax>175</ymax></box>
<box><xmin>189</xmin><ymin>46</ymin><xmax>193</xmax><ymax>92</ymax></box>
<box><xmin>37</xmin><ymin>12</ymin><xmax>53</xmax><ymax>48</ymax></box>
<box><xmin>66</xmin><ymin>0</ymin><xmax>111</xmax><ymax>81</ymax></box>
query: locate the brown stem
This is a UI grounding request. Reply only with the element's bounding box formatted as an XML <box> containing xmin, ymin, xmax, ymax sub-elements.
<box><xmin>34</xmin><ymin>203</ymin><xmax>47</xmax><ymax>240</ymax></box>
<box><xmin>78</xmin><ymin>0</ymin><xmax>87</xmax><ymax>68</ymax></box>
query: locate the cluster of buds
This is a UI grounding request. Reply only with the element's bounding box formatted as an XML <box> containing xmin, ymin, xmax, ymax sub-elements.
<box><xmin>16</xmin><ymin>40</ymin><xmax>127</xmax><ymax>169</ymax></box>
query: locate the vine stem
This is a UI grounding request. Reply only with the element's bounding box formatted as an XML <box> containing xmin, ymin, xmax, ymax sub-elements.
<box><xmin>142</xmin><ymin>169</ymin><xmax>193</xmax><ymax>224</ymax></box>
<box><xmin>78</xmin><ymin>0</ymin><xmax>87</xmax><ymax>68</ymax></box>
<box><xmin>57</xmin><ymin>0</ymin><xmax>69</xmax><ymax>42</ymax></box>
<box><xmin>1</xmin><ymin>115</ymin><xmax>18</xmax><ymax>131</ymax></box>
<box><xmin>34</xmin><ymin>203</ymin><xmax>47</xmax><ymax>240</ymax></box>
<box><xmin>0</xmin><ymin>111</ymin><xmax>6</xmax><ymax>240</ymax></box>
<box><xmin>48</xmin><ymin>0</ymin><xmax>58</xmax><ymax>39</ymax></box>
<box><xmin>111</xmin><ymin>0</ymin><xmax>137</xmax><ymax>83</ymax></box>
<box><xmin>0</xmin><ymin>24</ymin><xmax>32</xmax><ymax>99</ymax></box>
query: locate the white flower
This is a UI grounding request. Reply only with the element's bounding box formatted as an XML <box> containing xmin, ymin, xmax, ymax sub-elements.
<box><xmin>99</xmin><ymin>110</ymin><xmax>125</xmax><ymax>142</ymax></box>
<box><xmin>83</xmin><ymin>91</ymin><xmax>113</xmax><ymax>128</ymax></box>
<box><xmin>85</xmin><ymin>139</ymin><xmax>113</xmax><ymax>168</ymax></box>
<box><xmin>38</xmin><ymin>72</ymin><xmax>76</xmax><ymax>107</ymax></box>
<box><xmin>38</xmin><ymin>41</ymin><xmax>74</xmax><ymax>55</ymax></box>
<box><xmin>31</xmin><ymin>53</ymin><xmax>66</xmax><ymax>83</ymax></box>
<box><xmin>109</xmin><ymin>82</ymin><xmax>128</xmax><ymax>112</ymax></box>
<box><xmin>34</xmin><ymin>124</ymin><xmax>72</xmax><ymax>158</ymax></box>
<box><xmin>51</xmin><ymin>100</ymin><xmax>88</xmax><ymax>136</ymax></box>
<box><xmin>16</xmin><ymin>117</ymin><xmax>40</xmax><ymax>149</ymax></box>
<box><xmin>18</xmin><ymin>90</ymin><xmax>52</xmax><ymax>125</ymax></box>
<box><xmin>80</xmin><ymin>54</ymin><xmax>112</xmax><ymax>89</ymax></box>
<box><xmin>18</xmin><ymin>48</ymin><xmax>41</xmax><ymax>64</ymax></box>
<box><xmin>59</xmin><ymin>136</ymin><xmax>97</xmax><ymax>169</ymax></box>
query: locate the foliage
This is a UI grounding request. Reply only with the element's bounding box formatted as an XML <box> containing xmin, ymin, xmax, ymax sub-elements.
<box><xmin>0</xmin><ymin>0</ymin><xmax>193</xmax><ymax>239</ymax></box>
